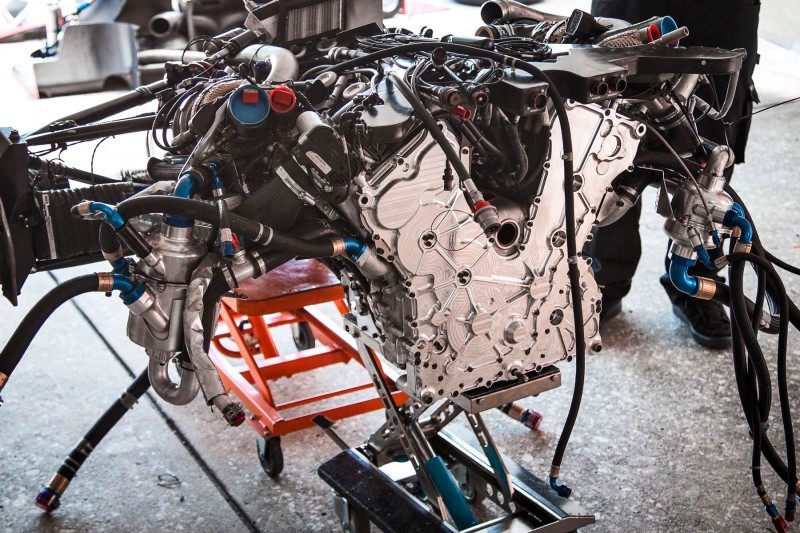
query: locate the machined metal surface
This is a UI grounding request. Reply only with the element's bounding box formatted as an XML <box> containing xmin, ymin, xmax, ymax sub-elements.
<box><xmin>350</xmin><ymin>105</ymin><xmax>642</xmax><ymax>404</ymax></box>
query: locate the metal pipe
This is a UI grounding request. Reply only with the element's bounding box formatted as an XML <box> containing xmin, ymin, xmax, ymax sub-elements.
<box><xmin>148</xmin><ymin>11</ymin><xmax>185</xmax><ymax>39</ymax></box>
<box><xmin>25</xmin><ymin>80</ymin><xmax>168</xmax><ymax>137</ymax></box>
<box><xmin>147</xmin><ymin>359</ymin><xmax>200</xmax><ymax>405</ymax></box>
<box><xmin>480</xmin><ymin>0</ymin><xmax>567</xmax><ymax>25</ymax></box>
<box><xmin>26</xmin><ymin>115</ymin><xmax>158</xmax><ymax>146</ymax></box>
<box><xmin>229</xmin><ymin>44</ymin><xmax>300</xmax><ymax>82</ymax></box>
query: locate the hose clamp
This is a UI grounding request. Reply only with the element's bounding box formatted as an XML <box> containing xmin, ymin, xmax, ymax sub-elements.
<box><xmin>102</xmin><ymin>247</ymin><xmax>124</xmax><ymax>262</ymax></box>
<box><xmin>330</xmin><ymin>237</ymin><xmax>346</xmax><ymax>257</ymax></box>
<box><xmin>96</xmin><ymin>272</ymin><xmax>115</xmax><ymax>292</ymax></box>
<box><xmin>733</xmin><ymin>241</ymin><xmax>752</xmax><ymax>254</ymax></box>
<box><xmin>695</xmin><ymin>277</ymin><xmax>717</xmax><ymax>300</ymax></box>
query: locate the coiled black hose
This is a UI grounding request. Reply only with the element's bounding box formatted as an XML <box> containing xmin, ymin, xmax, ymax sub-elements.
<box><xmin>730</xmin><ymin>252</ymin><xmax>797</xmax><ymax>508</ymax></box>
<box><xmin>0</xmin><ymin>274</ymin><xmax>101</xmax><ymax>383</ymax></box>
<box><xmin>113</xmin><ymin>196</ymin><xmax>337</xmax><ymax>258</ymax></box>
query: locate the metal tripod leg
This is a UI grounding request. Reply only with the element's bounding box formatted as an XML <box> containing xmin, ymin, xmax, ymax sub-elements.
<box><xmin>35</xmin><ymin>368</ymin><xmax>151</xmax><ymax>513</ymax></box>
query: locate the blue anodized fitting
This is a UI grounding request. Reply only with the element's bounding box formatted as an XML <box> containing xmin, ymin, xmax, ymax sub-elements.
<box><xmin>165</xmin><ymin>170</ymin><xmax>204</xmax><ymax>228</ymax></box>
<box><xmin>111</xmin><ymin>273</ymin><xmax>145</xmax><ymax>305</ymax></box>
<box><xmin>549</xmin><ymin>476</ymin><xmax>572</xmax><ymax>498</ymax></box>
<box><xmin>88</xmin><ymin>202</ymin><xmax>125</xmax><ymax>230</ymax></box>
<box><xmin>669</xmin><ymin>254</ymin><xmax>701</xmax><ymax>297</ymax></box>
<box><xmin>343</xmin><ymin>236</ymin><xmax>367</xmax><ymax>261</ymax></box>
<box><xmin>723</xmin><ymin>202</ymin><xmax>753</xmax><ymax>245</ymax></box>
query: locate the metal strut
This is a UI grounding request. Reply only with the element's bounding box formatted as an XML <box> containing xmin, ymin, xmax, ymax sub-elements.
<box><xmin>320</xmin><ymin>314</ymin><xmax>595</xmax><ymax>533</ymax></box>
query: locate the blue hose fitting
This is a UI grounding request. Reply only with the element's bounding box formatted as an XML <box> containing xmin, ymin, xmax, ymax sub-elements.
<box><xmin>111</xmin><ymin>273</ymin><xmax>144</xmax><ymax>305</ymax></box>
<box><xmin>549</xmin><ymin>476</ymin><xmax>572</xmax><ymax>498</ymax></box>
<box><xmin>669</xmin><ymin>254</ymin><xmax>700</xmax><ymax>297</ymax></box>
<box><xmin>693</xmin><ymin>244</ymin><xmax>716</xmax><ymax>270</ymax></box>
<box><xmin>88</xmin><ymin>202</ymin><xmax>125</xmax><ymax>230</ymax></box>
<box><xmin>109</xmin><ymin>257</ymin><xmax>131</xmax><ymax>276</ymax></box>
<box><xmin>165</xmin><ymin>170</ymin><xmax>204</xmax><ymax>228</ymax></box>
<box><xmin>723</xmin><ymin>203</ymin><xmax>753</xmax><ymax>244</ymax></box>
<box><xmin>343</xmin><ymin>236</ymin><xmax>367</xmax><ymax>261</ymax></box>
<box><xmin>709</xmin><ymin>229</ymin><xmax>721</xmax><ymax>248</ymax></box>
<box><xmin>220</xmin><ymin>241</ymin><xmax>235</xmax><ymax>259</ymax></box>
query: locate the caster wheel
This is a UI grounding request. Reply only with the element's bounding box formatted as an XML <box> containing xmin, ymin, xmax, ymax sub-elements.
<box><xmin>291</xmin><ymin>322</ymin><xmax>316</xmax><ymax>351</ymax></box>
<box><xmin>257</xmin><ymin>436</ymin><xmax>284</xmax><ymax>477</ymax></box>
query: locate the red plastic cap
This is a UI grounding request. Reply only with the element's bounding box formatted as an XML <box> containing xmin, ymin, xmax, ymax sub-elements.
<box><xmin>645</xmin><ymin>23</ymin><xmax>661</xmax><ymax>43</ymax></box>
<box><xmin>450</xmin><ymin>105</ymin><xmax>472</xmax><ymax>121</ymax></box>
<box><xmin>269</xmin><ymin>87</ymin><xmax>297</xmax><ymax>114</ymax></box>
<box><xmin>242</xmin><ymin>88</ymin><xmax>260</xmax><ymax>104</ymax></box>
<box><xmin>472</xmin><ymin>200</ymin><xmax>491</xmax><ymax>212</ymax></box>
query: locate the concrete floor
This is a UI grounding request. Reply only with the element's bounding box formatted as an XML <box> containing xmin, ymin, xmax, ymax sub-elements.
<box><xmin>2</xmin><ymin>1</ymin><xmax>800</xmax><ymax>531</ymax></box>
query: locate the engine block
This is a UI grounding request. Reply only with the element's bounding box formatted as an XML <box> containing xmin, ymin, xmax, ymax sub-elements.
<box><xmin>352</xmin><ymin>103</ymin><xmax>645</xmax><ymax>402</ymax></box>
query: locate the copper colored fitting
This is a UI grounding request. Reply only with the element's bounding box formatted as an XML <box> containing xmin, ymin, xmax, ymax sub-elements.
<box><xmin>0</xmin><ymin>372</ymin><xmax>8</xmax><ymax>392</ymax></box>
<box><xmin>695</xmin><ymin>277</ymin><xmax>717</xmax><ymax>300</ymax></box>
<box><xmin>96</xmin><ymin>273</ymin><xmax>115</xmax><ymax>293</ymax></box>
<box><xmin>47</xmin><ymin>473</ymin><xmax>70</xmax><ymax>495</ymax></box>
<box><xmin>330</xmin><ymin>237</ymin><xmax>346</xmax><ymax>257</ymax></box>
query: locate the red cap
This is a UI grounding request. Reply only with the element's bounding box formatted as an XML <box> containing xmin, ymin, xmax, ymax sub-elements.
<box><xmin>646</xmin><ymin>24</ymin><xmax>661</xmax><ymax>43</ymax></box>
<box><xmin>269</xmin><ymin>86</ymin><xmax>297</xmax><ymax>114</ymax></box>
<box><xmin>472</xmin><ymin>200</ymin><xmax>491</xmax><ymax>212</ymax></box>
<box><xmin>450</xmin><ymin>105</ymin><xmax>472</xmax><ymax>121</ymax></box>
<box><xmin>242</xmin><ymin>88</ymin><xmax>260</xmax><ymax>104</ymax></box>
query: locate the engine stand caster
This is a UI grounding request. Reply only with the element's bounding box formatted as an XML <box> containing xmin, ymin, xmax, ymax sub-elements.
<box><xmin>257</xmin><ymin>435</ymin><xmax>284</xmax><ymax>477</ymax></box>
<box><xmin>291</xmin><ymin>321</ymin><xmax>316</xmax><ymax>351</ymax></box>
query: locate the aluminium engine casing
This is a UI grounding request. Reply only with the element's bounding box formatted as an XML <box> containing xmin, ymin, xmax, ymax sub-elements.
<box><xmin>350</xmin><ymin>102</ymin><xmax>645</xmax><ymax>403</ymax></box>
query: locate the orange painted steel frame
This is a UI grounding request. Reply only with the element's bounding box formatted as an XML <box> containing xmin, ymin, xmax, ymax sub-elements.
<box><xmin>209</xmin><ymin>283</ymin><xmax>407</xmax><ymax>439</ymax></box>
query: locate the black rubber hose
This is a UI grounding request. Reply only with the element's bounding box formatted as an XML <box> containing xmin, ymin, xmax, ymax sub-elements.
<box><xmin>147</xmin><ymin>158</ymin><xmax>184</xmax><ymax>181</ymax></box>
<box><xmin>114</xmin><ymin>196</ymin><xmax>336</xmax><ymax>258</ymax></box>
<box><xmin>55</xmin><ymin>369</ymin><xmax>151</xmax><ymax>484</ymax></box>
<box><xmin>27</xmin><ymin>155</ymin><xmax>118</xmax><ymax>185</ymax></box>
<box><xmin>99</xmin><ymin>223</ymin><xmax>123</xmax><ymax>257</ymax></box>
<box><xmin>201</xmin><ymin>250</ymin><xmax>295</xmax><ymax>351</ymax></box>
<box><xmin>712</xmin><ymin>284</ymin><xmax>780</xmax><ymax>334</ymax></box>
<box><xmin>386</xmin><ymin>71</ymin><xmax>473</xmax><ymax>190</ymax></box>
<box><xmin>731</xmin><ymin>252</ymin><xmax>797</xmax><ymax>505</ymax></box>
<box><xmin>0</xmin><ymin>274</ymin><xmax>100</xmax><ymax>380</ymax></box>
<box><xmin>729</xmin><ymin>261</ymin><xmax>772</xmax><ymax>424</ymax></box>
<box><xmin>234</xmin><ymin>176</ymin><xmax>305</xmax><ymax>233</ymax></box>
<box><xmin>25</xmin><ymin>80</ymin><xmax>168</xmax><ymax>137</ymax></box>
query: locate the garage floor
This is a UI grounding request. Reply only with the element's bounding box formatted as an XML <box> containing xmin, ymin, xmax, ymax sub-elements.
<box><xmin>2</xmin><ymin>2</ymin><xmax>800</xmax><ymax>531</ymax></box>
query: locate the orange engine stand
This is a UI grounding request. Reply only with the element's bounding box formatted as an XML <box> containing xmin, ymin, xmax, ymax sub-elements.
<box><xmin>209</xmin><ymin>259</ymin><xmax>407</xmax><ymax>476</ymax></box>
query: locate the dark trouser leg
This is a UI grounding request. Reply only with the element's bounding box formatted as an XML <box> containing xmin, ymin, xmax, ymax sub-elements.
<box><xmin>587</xmin><ymin>200</ymin><xmax>643</xmax><ymax>303</ymax></box>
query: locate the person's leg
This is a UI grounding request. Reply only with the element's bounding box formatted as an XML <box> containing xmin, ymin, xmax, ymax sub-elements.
<box><xmin>587</xmin><ymin>200</ymin><xmax>642</xmax><ymax>320</ymax></box>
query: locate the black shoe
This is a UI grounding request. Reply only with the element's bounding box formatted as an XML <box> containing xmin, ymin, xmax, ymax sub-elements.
<box><xmin>600</xmin><ymin>298</ymin><xmax>623</xmax><ymax>322</ymax></box>
<box><xmin>660</xmin><ymin>275</ymin><xmax>732</xmax><ymax>349</ymax></box>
